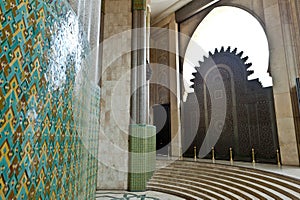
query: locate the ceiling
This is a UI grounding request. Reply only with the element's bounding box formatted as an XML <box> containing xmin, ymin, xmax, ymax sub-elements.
<box><xmin>149</xmin><ymin>0</ymin><xmax>192</xmax><ymax>24</ymax></box>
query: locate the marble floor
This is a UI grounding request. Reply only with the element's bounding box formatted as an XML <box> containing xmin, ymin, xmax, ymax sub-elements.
<box><xmin>95</xmin><ymin>190</ymin><xmax>184</xmax><ymax>200</ymax></box>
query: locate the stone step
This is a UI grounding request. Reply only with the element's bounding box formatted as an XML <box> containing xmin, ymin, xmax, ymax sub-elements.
<box><xmin>155</xmin><ymin>159</ymin><xmax>173</xmax><ymax>169</ymax></box>
<box><xmin>151</xmin><ymin>178</ymin><xmax>243</xmax><ymax>200</ymax></box>
<box><xmin>147</xmin><ymin>160</ymin><xmax>300</xmax><ymax>199</ymax></box>
<box><xmin>166</xmin><ymin>162</ymin><xmax>300</xmax><ymax>197</ymax></box>
<box><xmin>152</xmin><ymin>172</ymin><xmax>279</xmax><ymax>199</ymax></box>
<box><xmin>171</xmin><ymin>161</ymin><xmax>300</xmax><ymax>186</ymax></box>
<box><xmin>156</xmin><ymin>167</ymin><xmax>298</xmax><ymax>199</ymax></box>
<box><xmin>151</xmin><ymin>173</ymin><xmax>264</xmax><ymax>200</ymax></box>
<box><xmin>158</xmin><ymin>168</ymin><xmax>300</xmax><ymax>198</ymax></box>
<box><xmin>150</xmin><ymin>175</ymin><xmax>254</xmax><ymax>200</ymax></box>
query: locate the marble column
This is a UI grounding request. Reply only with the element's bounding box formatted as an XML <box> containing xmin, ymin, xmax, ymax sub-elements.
<box><xmin>131</xmin><ymin>0</ymin><xmax>147</xmax><ymax>124</ymax></box>
<box><xmin>146</xmin><ymin>5</ymin><xmax>151</xmax><ymax>124</ymax></box>
<box><xmin>98</xmin><ymin>0</ymin><xmax>132</xmax><ymax>190</ymax></box>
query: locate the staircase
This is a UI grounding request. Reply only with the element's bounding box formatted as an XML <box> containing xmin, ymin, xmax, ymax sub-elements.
<box><xmin>146</xmin><ymin>160</ymin><xmax>300</xmax><ymax>200</ymax></box>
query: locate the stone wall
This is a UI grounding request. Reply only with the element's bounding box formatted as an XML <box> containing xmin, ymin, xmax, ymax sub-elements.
<box><xmin>263</xmin><ymin>0</ymin><xmax>300</xmax><ymax>165</ymax></box>
<box><xmin>97</xmin><ymin>0</ymin><xmax>132</xmax><ymax>190</ymax></box>
<box><xmin>151</xmin><ymin>14</ymin><xmax>182</xmax><ymax>158</ymax></box>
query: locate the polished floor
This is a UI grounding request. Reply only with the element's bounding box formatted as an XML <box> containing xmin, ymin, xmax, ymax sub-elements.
<box><xmin>95</xmin><ymin>190</ymin><xmax>184</xmax><ymax>200</ymax></box>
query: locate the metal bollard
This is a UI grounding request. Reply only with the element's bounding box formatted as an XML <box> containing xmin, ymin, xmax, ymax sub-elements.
<box><xmin>168</xmin><ymin>145</ymin><xmax>170</xmax><ymax>160</ymax></box>
<box><xmin>212</xmin><ymin>146</ymin><xmax>215</xmax><ymax>163</ymax></box>
<box><xmin>229</xmin><ymin>147</ymin><xmax>233</xmax><ymax>165</ymax></box>
<box><xmin>252</xmin><ymin>148</ymin><xmax>255</xmax><ymax>164</ymax></box>
<box><xmin>276</xmin><ymin>149</ymin><xmax>281</xmax><ymax>167</ymax></box>
<box><xmin>179</xmin><ymin>147</ymin><xmax>183</xmax><ymax>161</ymax></box>
<box><xmin>194</xmin><ymin>146</ymin><xmax>197</xmax><ymax>161</ymax></box>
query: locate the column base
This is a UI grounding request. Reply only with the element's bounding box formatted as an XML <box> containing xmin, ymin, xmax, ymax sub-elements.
<box><xmin>128</xmin><ymin>124</ymin><xmax>156</xmax><ymax>192</ymax></box>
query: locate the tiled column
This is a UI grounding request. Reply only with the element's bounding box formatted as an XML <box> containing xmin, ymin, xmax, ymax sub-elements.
<box><xmin>70</xmin><ymin>0</ymin><xmax>102</xmax><ymax>83</ymax></box>
<box><xmin>129</xmin><ymin>0</ymin><xmax>156</xmax><ymax>192</ymax></box>
<box><xmin>128</xmin><ymin>125</ymin><xmax>156</xmax><ymax>191</ymax></box>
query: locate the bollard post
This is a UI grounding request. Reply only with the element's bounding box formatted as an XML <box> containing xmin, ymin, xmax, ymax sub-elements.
<box><xmin>194</xmin><ymin>146</ymin><xmax>197</xmax><ymax>161</ymax></box>
<box><xmin>179</xmin><ymin>147</ymin><xmax>183</xmax><ymax>161</ymax></box>
<box><xmin>229</xmin><ymin>147</ymin><xmax>233</xmax><ymax>165</ymax></box>
<box><xmin>276</xmin><ymin>149</ymin><xmax>281</xmax><ymax>167</ymax></box>
<box><xmin>168</xmin><ymin>145</ymin><xmax>170</xmax><ymax>160</ymax></box>
<box><xmin>212</xmin><ymin>147</ymin><xmax>215</xmax><ymax>163</ymax></box>
<box><xmin>252</xmin><ymin>148</ymin><xmax>255</xmax><ymax>164</ymax></box>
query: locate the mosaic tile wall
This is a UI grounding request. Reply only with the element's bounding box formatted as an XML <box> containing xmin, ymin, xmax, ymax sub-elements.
<box><xmin>129</xmin><ymin>125</ymin><xmax>156</xmax><ymax>192</ymax></box>
<box><xmin>0</xmin><ymin>0</ymin><xmax>100</xmax><ymax>199</ymax></box>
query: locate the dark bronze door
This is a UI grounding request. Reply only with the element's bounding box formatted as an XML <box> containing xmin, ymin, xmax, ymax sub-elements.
<box><xmin>183</xmin><ymin>47</ymin><xmax>279</xmax><ymax>163</ymax></box>
<box><xmin>153</xmin><ymin>104</ymin><xmax>171</xmax><ymax>156</ymax></box>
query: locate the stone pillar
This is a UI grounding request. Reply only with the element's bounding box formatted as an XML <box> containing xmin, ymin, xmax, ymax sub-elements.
<box><xmin>168</xmin><ymin>16</ymin><xmax>182</xmax><ymax>158</ymax></box>
<box><xmin>151</xmin><ymin>13</ymin><xmax>182</xmax><ymax>158</ymax></box>
<box><xmin>290</xmin><ymin>0</ymin><xmax>300</xmax><ymax>162</ymax></box>
<box><xmin>131</xmin><ymin>0</ymin><xmax>147</xmax><ymax>124</ymax></box>
<box><xmin>98</xmin><ymin>0</ymin><xmax>132</xmax><ymax>190</ymax></box>
<box><xmin>146</xmin><ymin>5</ymin><xmax>151</xmax><ymax>124</ymax></box>
<box><xmin>128</xmin><ymin>0</ymin><xmax>156</xmax><ymax>192</ymax></box>
<box><xmin>263</xmin><ymin>0</ymin><xmax>300</xmax><ymax>165</ymax></box>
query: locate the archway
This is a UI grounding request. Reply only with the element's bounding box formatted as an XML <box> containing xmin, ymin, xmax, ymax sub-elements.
<box><xmin>181</xmin><ymin>6</ymin><xmax>279</xmax><ymax>163</ymax></box>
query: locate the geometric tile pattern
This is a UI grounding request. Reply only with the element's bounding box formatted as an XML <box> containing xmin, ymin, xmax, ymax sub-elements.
<box><xmin>133</xmin><ymin>0</ymin><xmax>147</xmax><ymax>10</ymax></box>
<box><xmin>128</xmin><ymin>125</ymin><xmax>156</xmax><ymax>192</ymax></box>
<box><xmin>0</xmin><ymin>0</ymin><xmax>99</xmax><ymax>199</ymax></box>
<box><xmin>95</xmin><ymin>191</ymin><xmax>161</xmax><ymax>200</ymax></box>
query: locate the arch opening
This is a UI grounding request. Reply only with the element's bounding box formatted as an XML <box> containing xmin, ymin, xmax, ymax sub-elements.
<box><xmin>181</xmin><ymin>6</ymin><xmax>279</xmax><ymax>163</ymax></box>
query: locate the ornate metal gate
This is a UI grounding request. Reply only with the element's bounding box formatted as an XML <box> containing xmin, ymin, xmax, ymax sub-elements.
<box><xmin>183</xmin><ymin>47</ymin><xmax>279</xmax><ymax>163</ymax></box>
